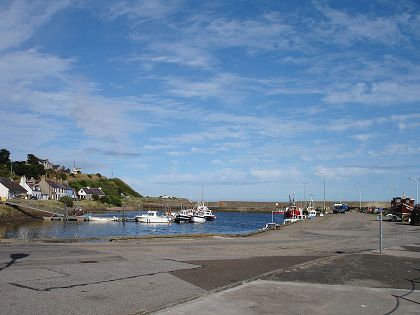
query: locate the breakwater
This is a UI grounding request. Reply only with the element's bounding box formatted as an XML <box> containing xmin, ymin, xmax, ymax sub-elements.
<box><xmin>142</xmin><ymin>200</ymin><xmax>390</xmax><ymax>213</ymax></box>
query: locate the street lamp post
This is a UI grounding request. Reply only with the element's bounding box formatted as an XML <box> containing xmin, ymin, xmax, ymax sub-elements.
<box><xmin>409</xmin><ymin>177</ymin><xmax>418</xmax><ymax>204</ymax></box>
<box><xmin>316</xmin><ymin>171</ymin><xmax>326</xmax><ymax>213</ymax></box>
<box><xmin>301</xmin><ymin>182</ymin><xmax>309</xmax><ymax>209</ymax></box>
<box><xmin>358</xmin><ymin>190</ymin><xmax>361</xmax><ymax>211</ymax></box>
<box><xmin>386</xmin><ymin>185</ymin><xmax>395</xmax><ymax>198</ymax></box>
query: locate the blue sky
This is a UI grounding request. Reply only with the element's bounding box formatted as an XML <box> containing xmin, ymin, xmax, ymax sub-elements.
<box><xmin>1</xmin><ymin>0</ymin><xmax>419</xmax><ymax>202</ymax></box>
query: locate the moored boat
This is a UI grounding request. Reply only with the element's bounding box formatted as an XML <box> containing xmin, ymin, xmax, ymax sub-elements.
<box><xmin>306</xmin><ymin>198</ymin><xmax>317</xmax><ymax>218</ymax></box>
<box><xmin>190</xmin><ymin>210</ymin><xmax>206</xmax><ymax>223</ymax></box>
<box><xmin>135</xmin><ymin>211</ymin><xmax>171</xmax><ymax>223</ymax></box>
<box><xmin>284</xmin><ymin>195</ymin><xmax>305</xmax><ymax>223</ymax></box>
<box><xmin>85</xmin><ymin>215</ymin><xmax>118</xmax><ymax>222</ymax></box>
<box><xmin>174</xmin><ymin>209</ymin><xmax>193</xmax><ymax>223</ymax></box>
<box><xmin>196</xmin><ymin>201</ymin><xmax>216</xmax><ymax>221</ymax></box>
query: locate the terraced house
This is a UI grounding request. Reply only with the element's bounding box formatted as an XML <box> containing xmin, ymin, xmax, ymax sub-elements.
<box><xmin>0</xmin><ymin>177</ymin><xmax>28</xmax><ymax>201</ymax></box>
<box><xmin>39</xmin><ymin>176</ymin><xmax>75</xmax><ymax>200</ymax></box>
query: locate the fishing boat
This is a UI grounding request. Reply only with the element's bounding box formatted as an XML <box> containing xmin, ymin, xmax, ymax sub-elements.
<box><xmin>284</xmin><ymin>195</ymin><xmax>305</xmax><ymax>223</ymax></box>
<box><xmin>306</xmin><ymin>198</ymin><xmax>317</xmax><ymax>218</ymax></box>
<box><xmin>389</xmin><ymin>193</ymin><xmax>414</xmax><ymax>222</ymax></box>
<box><xmin>135</xmin><ymin>211</ymin><xmax>171</xmax><ymax>223</ymax></box>
<box><xmin>190</xmin><ymin>211</ymin><xmax>206</xmax><ymax>223</ymax></box>
<box><xmin>174</xmin><ymin>209</ymin><xmax>193</xmax><ymax>223</ymax></box>
<box><xmin>196</xmin><ymin>201</ymin><xmax>216</xmax><ymax>221</ymax></box>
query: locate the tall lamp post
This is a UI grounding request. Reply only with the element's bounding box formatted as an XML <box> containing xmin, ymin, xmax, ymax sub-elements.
<box><xmin>358</xmin><ymin>190</ymin><xmax>361</xmax><ymax>211</ymax></box>
<box><xmin>386</xmin><ymin>185</ymin><xmax>395</xmax><ymax>198</ymax></box>
<box><xmin>300</xmin><ymin>182</ymin><xmax>309</xmax><ymax>209</ymax></box>
<box><xmin>316</xmin><ymin>171</ymin><xmax>326</xmax><ymax>213</ymax></box>
<box><xmin>409</xmin><ymin>177</ymin><xmax>418</xmax><ymax>204</ymax></box>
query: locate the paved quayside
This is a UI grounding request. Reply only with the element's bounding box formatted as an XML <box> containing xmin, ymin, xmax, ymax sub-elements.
<box><xmin>0</xmin><ymin>212</ymin><xmax>419</xmax><ymax>314</ymax></box>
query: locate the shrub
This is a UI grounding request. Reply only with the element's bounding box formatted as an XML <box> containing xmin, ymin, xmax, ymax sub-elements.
<box><xmin>100</xmin><ymin>195</ymin><xmax>113</xmax><ymax>205</ymax></box>
<box><xmin>59</xmin><ymin>196</ymin><xmax>74</xmax><ymax>208</ymax></box>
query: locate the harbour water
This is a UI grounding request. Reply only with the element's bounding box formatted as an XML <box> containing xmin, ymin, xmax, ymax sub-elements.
<box><xmin>0</xmin><ymin>211</ymin><xmax>285</xmax><ymax>240</ymax></box>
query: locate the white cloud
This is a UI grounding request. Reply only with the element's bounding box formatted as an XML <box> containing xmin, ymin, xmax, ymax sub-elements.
<box><xmin>324</xmin><ymin>81</ymin><xmax>420</xmax><ymax>105</ymax></box>
<box><xmin>146</xmin><ymin>168</ymin><xmax>250</xmax><ymax>185</ymax></box>
<box><xmin>250</xmin><ymin>168</ymin><xmax>302</xmax><ymax>182</ymax></box>
<box><xmin>165</xmin><ymin>73</ymin><xmax>241</xmax><ymax>99</ymax></box>
<box><xmin>0</xmin><ymin>0</ymin><xmax>71</xmax><ymax>51</ymax></box>
<box><xmin>104</xmin><ymin>0</ymin><xmax>179</xmax><ymax>21</ymax></box>
<box><xmin>314</xmin><ymin>3</ymin><xmax>413</xmax><ymax>45</ymax></box>
<box><xmin>351</xmin><ymin>134</ymin><xmax>375</xmax><ymax>142</ymax></box>
<box><xmin>133</xmin><ymin>42</ymin><xmax>215</xmax><ymax>69</ymax></box>
<box><xmin>316</xmin><ymin>164</ymin><xmax>418</xmax><ymax>178</ymax></box>
<box><xmin>325</xmin><ymin>118</ymin><xmax>373</xmax><ymax>132</ymax></box>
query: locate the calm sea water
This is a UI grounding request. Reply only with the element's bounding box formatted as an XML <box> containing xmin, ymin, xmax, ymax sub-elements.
<box><xmin>0</xmin><ymin>211</ymin><xmax>285</xmax><ymax>240</ymax></box>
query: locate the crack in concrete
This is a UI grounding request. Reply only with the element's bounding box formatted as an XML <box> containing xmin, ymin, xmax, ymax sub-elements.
<box><xmin>9</xmin><ymin>270</ymin><xmax>177</xmax><ymax>292</ymax></box>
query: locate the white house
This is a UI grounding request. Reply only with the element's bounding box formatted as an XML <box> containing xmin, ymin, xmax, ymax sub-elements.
<box><xmin>19</xmin><ymin>176</ymin><xmax>43</xmax><ymax>200</ymax></box>
<box><xmin>39</xmin><ymin>158</ymin><xmax>53</xmax><ymax>170</ymax></box>
<box><xmin>0</xmin><ymin>177</ymin><xmax>28</xmax><ymax>201</ymax></box>
<box><xmin>19</xmin><ymin>176</ymin><xmax>32</xmax><ymax>199</ymax></box>
<box><xmin>70</xmin><ymin>167</ymin><xmax>82</xmax><ymax>175</ymax></box>
<box><xmin>78</xmin><ymin>187</ymin><xmax>105</xmax><ymax>200</ymax></box>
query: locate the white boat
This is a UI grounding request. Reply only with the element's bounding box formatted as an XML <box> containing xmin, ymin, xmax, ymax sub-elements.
<box><xmin>284</xmin><ymin>194</ymin><xmax>305</xmax><ymax>224</ymax></box>
<box><xmin>306</xmin><ymin>198</ymin><xmax>317</xmax><ymax>218</ymax></box>
<box><xmin>190</xmin><ymin>211</ymin><xmax>206</xmax><ymax>223</ymax></box>
<box><xmin>135</xmin><ymin>211</ymin><xmax>171</xmax><ymax>223</ymax></box>
<box><xmin>174</xmin><ymin>209</ymin><xmax>193</xmax><ymax>223</ymax></box>
<box><xmin>196</xmin><ymin>201</ymin><xmax>216</xmax><ymax>221</ymax></box>
<box><xmin>85</xmin><ymin>215</ymin><xmax>118</xmax><ymax>222</ymax></box>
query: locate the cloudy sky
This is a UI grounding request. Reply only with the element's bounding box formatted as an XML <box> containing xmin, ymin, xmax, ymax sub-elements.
<box><xmin>1</xmin><ymin>0</ymin><xmax>419</xmax><ymax>202</ymax></box>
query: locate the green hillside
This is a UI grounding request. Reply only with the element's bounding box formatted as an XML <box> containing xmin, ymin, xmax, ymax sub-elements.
<box><xmin>69</xmin><ymin>178</ymin><xmax>141</xmax><ymax>197</ymax></box>
<box><xmin>68</xmin><ymin>177</ymin><xmax>142</xmax><ymax>206</ymax></box>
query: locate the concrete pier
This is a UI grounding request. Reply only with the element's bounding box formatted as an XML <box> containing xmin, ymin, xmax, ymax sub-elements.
<box><xmin>0</xmin><ymin>212</ymin><xmax>419</xmax><ymax>314</ymax></box>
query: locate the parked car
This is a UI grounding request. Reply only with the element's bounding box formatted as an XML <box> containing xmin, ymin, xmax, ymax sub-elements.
<box><xmin>385</xmin><ymin>213</ymin><xmax>399</xmax><ymax>221</ymax></box>
<box><xmin>409</xmin><ymin>204</ymin><xmax>420</xmax><ymax>225</ymax></box>
<box><xmin>332</xmin><ymin>203</ymin><xmax>348</xmax><ymax>214</ymax></box>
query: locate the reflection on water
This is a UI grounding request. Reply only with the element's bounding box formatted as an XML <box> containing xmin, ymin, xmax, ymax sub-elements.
<box><xmin>1</xmin><ymin>211</ymin><xmax>284</xmax><ymax>240</ymax></box>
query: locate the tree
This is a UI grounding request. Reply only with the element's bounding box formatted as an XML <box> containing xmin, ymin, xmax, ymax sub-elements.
<box><xmin>13</xmin><ymin>162</ymin><xmax>45</xmax><ymax>179</ymax></box>
<box><xmin>0</xmin><ymin>149</ymin><xmax>10</xmax><ymax>165</ymax></box>
<box><xmin>27</xmin><ymin>154</ymin><xmax>39</xmax><ymax>165</ymax></box>
<box><xmin>59</xmin><ymin>196</ymin><xmax>74</xmax><ymax>208</ymax></box>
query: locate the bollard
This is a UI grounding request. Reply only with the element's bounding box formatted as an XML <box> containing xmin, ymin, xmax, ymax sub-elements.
<box><xmin>379</xmin><ymin>208</ymin><xmax>383</xmax><ymax>253</ymax></box>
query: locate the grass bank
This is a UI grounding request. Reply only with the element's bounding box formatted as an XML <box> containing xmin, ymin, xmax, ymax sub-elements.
<box><xmin>0</xmin><ymin>203</ymin><xmax>33</xmax><ymax>223</ymax></box>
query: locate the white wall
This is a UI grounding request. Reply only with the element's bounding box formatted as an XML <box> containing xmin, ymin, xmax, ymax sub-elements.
<box><xmin>0</xmin><ymin>184</ymin><xmax>9</xmax><ymax>200</ymax></box>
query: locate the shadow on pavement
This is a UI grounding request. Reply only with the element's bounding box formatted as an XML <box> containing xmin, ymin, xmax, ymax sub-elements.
<box><xmin>0</xmin><ymin>253</ymin><xmax>29</xmax><ymax>271</ymax></box>
<box><xmin>385</xmin><ymin>268</ymin><xmax>420</xmax><ymax>314</ymax></box>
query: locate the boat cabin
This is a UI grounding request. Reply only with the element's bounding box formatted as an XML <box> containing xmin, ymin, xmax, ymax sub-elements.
<box><xmin>391</xmin><ymin>197</ymin><xmax>414</xmax><ymax>208</ymax></box>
